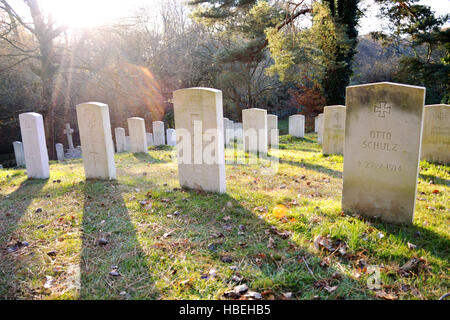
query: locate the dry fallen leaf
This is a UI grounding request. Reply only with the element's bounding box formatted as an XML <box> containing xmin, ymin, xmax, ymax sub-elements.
<box><xmin>253</xmin><ymin>206</ymin><xmax>267</xmax><ymax>213</ymax></box>
<box><xmin>407</xmin><ymin>242</ymin><xmax>418</xmax><ymax>250</ymax></box>
<box><xmin>324</xmin><ymin>285</ymin><xmax>338</xmax><ymax>293</ymax></box>
<box><xmin>375</xmin><ymin>290</ymin><xmax>398</xmax><ymax>300</ymax></box>
<box><xmin>267</xmin><ymin>237</ymin><xmax>276</xmax><ymax>249</ymax></box>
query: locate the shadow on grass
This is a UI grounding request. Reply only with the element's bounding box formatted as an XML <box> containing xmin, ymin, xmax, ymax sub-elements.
<box><xmin>279</xmin><ymin>145</ymin><xmax>319</xmax><ymax>153</ymax></box>
<box><xmin>0</xmin><ymin>178</ymin><xmax>48</xmax><ymax>245</ymax></box>
<box><xmin>419</xmin><ymin>173</ymin><xmax>450</xmax><ymax>187</ymax></box>
<box><xmin>279</xmin><ymin>136</ymin><xmax>316</xmax><ymax>144</ymax></box>
<box><xmin>149</xmin><ymin>145</ymin><xmax>174</xmax><ymax>151</ymax></box>
<box><xmin>374</xmin><ymin>221</ymin><xmax>450</xmax><ymax>261</ymax></box>
<box><xmin>163</xmin><ymin>187</ymin><xmax>368</xmax><ymax>299</ymax></box>
<box><xmin>279</xmin><ymin>159</ymin><xmax>342</xmax><ymax>179</ymax></box>
<box><xmin>131</xmin><ymin>152</ymin><xmax>167</xmax><ymax>164</ymax></box>
<box><xmin>79</xmin><ymin>180</ymin><xmax>156</xmax><ymax>299</ymax></box>
<box><xmin>0</xmin><ymin>178</ymin><xmax>47</xmax><ymax>298</ymax></box>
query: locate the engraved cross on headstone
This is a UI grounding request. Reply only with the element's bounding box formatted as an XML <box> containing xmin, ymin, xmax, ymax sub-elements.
<box><xmin>89</xmin><ymin>149</ymin><xmax>100</xmax><ymax>172</ymax></box>
<box><xmin>64</xmin><ymin>123</ymin><xmax>75</xmax><ymax>150</ymax></box>
<box><xmin>334</xmin><ymin>112</ymin><xmax>340</xmax><ymax>121</ymax></box>
<box><xmin>374</xmin><ymin>101</ymin><xmax>391</xmax><ymax>118</ymax></box>
<box><xmin>435</xmin><ymin>110</ymin><xmax>446</xmax><ymax>121</ymax></box>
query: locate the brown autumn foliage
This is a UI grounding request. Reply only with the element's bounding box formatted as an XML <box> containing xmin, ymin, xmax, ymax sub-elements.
<box><xmin>289</xmin><ymin>80</ymin><xmax>326</xmax><ymax>131</ymax></box>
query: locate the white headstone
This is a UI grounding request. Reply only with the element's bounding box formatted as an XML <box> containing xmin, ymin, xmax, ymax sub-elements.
<box><xmin>242</xmin><ymin>108</ymin><xmax>268</xmax><ymax>155</ymax></box>
<box><xmin>342</xmin><ymin>82</ymin><xmax>425</xmax><ymax>224</ymax></box>
<box><xmin>153</xmin><ymin>121</ymin><xmax>165</xmax><ymax>146</ymax></box>
<box><xmin>115</xmin><ymin>127</ymin><xmax>126</xmax><ymax>153</ymax></box>
<box><xmin>167</xmin><ymin>128</ymin><xmax>176</xmax><ymax>146</ymax></box>
<box><xmin>421</xmin><ymin>104</ymin><xmax>449</xmax><ymax>163</ymax></box>
<box><xmin>289</xmin><ymin>115</ymin><xmax>305</xmax><ymax>138</ymax></box>
<box><xmin>55</xmin><ymin>143</ymin><xmax>64</xmax><ymax>161</ymax></box>
<box><xmin>173</xmin><ymin>87</ymin><xmax>226</xmax><ymax>193</ymax></box>
<box><xmin>76</xmin><ymin>102</ymin><xmax>116</xmax><ymax>180</ymax></box>
<box><xmin>317</xmin><ymin>113</ymin><xmax>324</xmax><ymax>145</ymax></box>
<box><xmin>19</xmin><ymin>113</ymin><xmax>50</xmax><ymax>179</ymax></box>
<box><xmin>223</xmin><ymin>117</ymin><xmax>230</xmax><ymax>145</ymax></box>
<box><xmin>234</xmin><ymin>122</ymin><xmax>243</xmax><ymax>141</ymax></box>
<box><xmin>228</xmin><ymin>120</ymin><xmax>234</xmax><ymax>144</ymax></box>
<box><xmin>146</xmin><ymin>133</ymin><xmax>154</xmax><ymax>146</ymax></box>
<box><xmin>267</xmin><ymin>114</ymin><xmax>278</xmax><ymax>147</ymax></box>
<box><xmin>12</xmin><ymin>141</ymin><xmax>25</xmax><ymax>167</ymax></box>
<box><xmin>314</xmin><ymin>116</ymin><xmax>319</xmax><ymax>133</ymax></box>
<box><xmin>127</xmin><ymin>117</ymin><xmax>147</xmax><ymax>153</ymax></box>
<box><xmin>322</xmin><ymin>106</ymin><xmax>346</xmax><ymax>155</ymax></box>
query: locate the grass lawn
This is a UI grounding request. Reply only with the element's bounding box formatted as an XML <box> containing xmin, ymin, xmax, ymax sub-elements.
<box><xmin>0</xmin><ymin>123</ymin><xmax>448</xmax><ymax>300</ymax></box>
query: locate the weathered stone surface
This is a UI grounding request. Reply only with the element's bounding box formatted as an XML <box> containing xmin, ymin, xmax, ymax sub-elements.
<box><xmin>314</xmin><ymin>116</ymin><xmax>319</xmax><ymax>133</ymax></box>
<box><xmin>64</xmin><ymin>123</ymin><xmax>75</xmax><ymax>150</ymax></box>
<box><xmin>342</xmin><ymin>82</ymin><xmax>425</xmax><ymax>224</ymax></box>
<box><xmin>146</xmin><ymin>133</ymin><xmax>154</xmax><ymax>146</ymax></box>
<box><xmin>267</xmin><ymin>114</ymin><xmax>278</xmax><ymax>147</ymax></box>
<box><xmin>12</xmin><ymin>141</ymin><xmax>25</xmax><ymax>167</ymax></box>
<box><xmin>317</xmin><ymin>113</ymin><xmax>324</xmax><ymax>145</ymax></box>
<box><xmin>19</xmin><ymin>112</ymin><xmax>49</xmax><ymax>179</ymax></box>
<box><xmin>421</xmin><ymin>104</ymin><xmax>449</xmax><ymax>163</ymax></box>
<box><xmin>167</xmin><ymin>128</ymin><xmax>176</xmax><ymax>146</ymax></box>
<box><xmin>242</xmin><ymin>108</ymin><xmax>267</xmax><ymax>154</ymax></box>
<box><xmin>234</xmin><ymin>122</ymin><xmax>243</xmax><ymax>141</ymax></box>
<box><xmin>153</xmin><ymin>121</ymin><xmax>165</xmax><ymax>146</ymax></box>
<box><xmin>173</xmin><ymin>87</ymin><xmax>226</xmax><ymax>193</ymax></box>
<box><xmin>323</xmin><ymin>106</ymin><xmax>346</xmax><ymax>155</ymax></box>
<box><xmin>227</xmin><ymin>119</ymin><xmax>234</xmax><ymax>145</ymax></box>
<box><xmin>76</xmin><ymin>102</ymin><xmax>116</xmax><ymax>180</ymax></box>
<box><xmin>55</xmin><ymin>143</ymin><xmax>64</xmax><ymax>161</ymax></box>
<box><xmin>115</xmin><ymin>127</ymin><xmax>126</xmax><ymax>153</ymax></box>
<box><xmin>223</xmin><ymin>117</ymin><xmax>230</xmax><ymax>145</ymax></box>
<box><xmin>128</xmin><ymin>117</ymin><xmax>147</xmax><ymax>153</ymax></box>
<box><xmin>289</xmin><ymin>115</ymin><xmax>305</xmax><ymax>138</ymax></box>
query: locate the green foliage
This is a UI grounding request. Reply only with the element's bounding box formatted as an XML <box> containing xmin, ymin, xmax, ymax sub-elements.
<box><xmin>189</xmin><ymin>0</ymin><xmax>258</xmax><ymax>22</ymax></box>
<box><xmin>265</xmin><ymin>1</ymin><xmax>359</xmax><ymax>105</ymax></box>
<box><xmin>265</xmin><ymin>27</ymin><xmax>306</xmax><ymax>82</ymax></box>
<box><xmin>373</xmin><ymin>0</ymin><xmax>449</xmax><ymax>103</ymax></box>
<box><xmin>164</xmin><ymin>110</ymin><xmax>175</xmax><ymax>129</ymax></box>
<box><xmin>320</xmin><ymin>0</ymin><xmax>360</xmax><ymax>105</ymax></box>
<box><xmin>189</xmin><ymin>1</ymin><xmax>291</xmax><ymax>115</ymax></box>
<box><xmin>395</xmin><ymin>56</ymin><xmax>450</xmax><ymax>104</ymax></box>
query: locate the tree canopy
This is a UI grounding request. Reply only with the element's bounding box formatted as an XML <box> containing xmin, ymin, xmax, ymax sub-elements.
<box><xmin>0</xmin><ymin>0</ymin><xmax>448</xmax><ymax>161</ymax></box>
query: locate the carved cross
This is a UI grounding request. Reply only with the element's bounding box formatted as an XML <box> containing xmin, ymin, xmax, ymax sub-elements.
<box><xmin>374</xmin><ymin>102</ymin><xmax>391</xmax><ymax>118</ymax></box>
<box><xmin>64</xmin><ymin>123</ymin><xmax>75</xmax><ymax>150</ymax></box>
<box><xmin>435</xmin><ymin>110</ymin><xmax>446</xmax><ymax>121</ymax></box>
<box><xmin>334</xmin><ymin>112</ymin><xmax>340</xmax><ymax>122</ymax></box>
<box><xmin>88</xmin><ymin>146</ymin><xmax>100</xmax><ymax>172</ymax></box>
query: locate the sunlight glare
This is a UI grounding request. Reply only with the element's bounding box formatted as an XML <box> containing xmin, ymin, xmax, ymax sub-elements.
<box><xmin>40</xmin><ymin>0</ymin><xmax>152</xmax><ymax>29</ymax></box>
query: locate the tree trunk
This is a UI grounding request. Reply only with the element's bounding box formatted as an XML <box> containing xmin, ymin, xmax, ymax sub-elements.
<box><xmin>232</xmin><ymin>87</ymin><xmax>242</xmax><ymax>121</ymax></box>
<box><xmin>39</xmin><ymin>42</ymin><xmax>57</xmax><ymax>159</ymax></box>
<box><xmin>27</xmin><ymin>0</ymin><xmax>60</xmax><ymax>160</ymax></box>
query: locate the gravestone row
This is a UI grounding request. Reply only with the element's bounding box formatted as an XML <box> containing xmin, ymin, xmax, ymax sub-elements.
<box><xmin>13</xmin><ymin>83</ymin><xmax>449</xmax><ymax>225</ymax></box>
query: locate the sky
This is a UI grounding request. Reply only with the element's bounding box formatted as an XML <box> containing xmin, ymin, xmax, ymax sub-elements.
<box><xmin>358</xmin><ymin>0</ymin><xmax>450</xmax><ymax>34</ymax></box>
<box><xmin>10</xmin><ymin>0</ymin><xmax>450</xmax><ymax>34</ymax></box>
